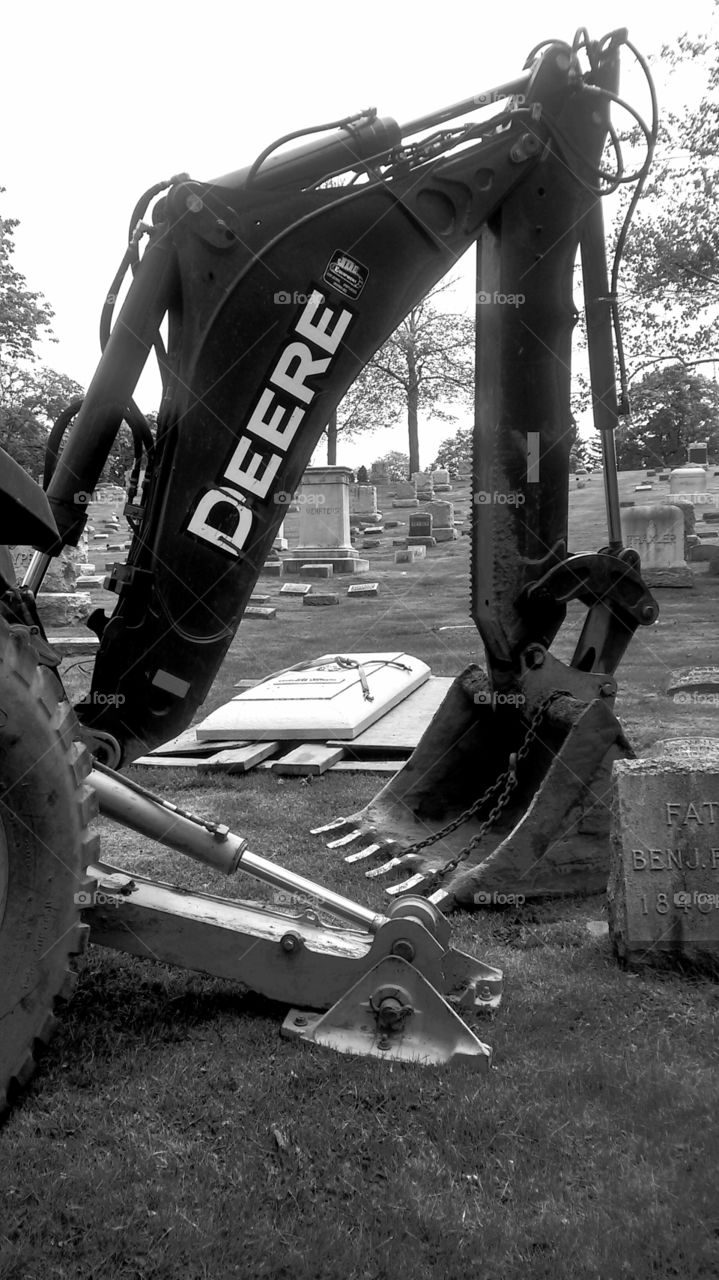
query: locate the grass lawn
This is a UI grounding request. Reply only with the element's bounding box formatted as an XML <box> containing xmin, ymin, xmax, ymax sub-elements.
<box><xmin>2</xmin><ymin>471</ymin><xmax>719</xmax><ymax>1280</ymax></box>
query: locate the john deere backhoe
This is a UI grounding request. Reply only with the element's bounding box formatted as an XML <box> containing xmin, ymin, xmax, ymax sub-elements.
<box><xmin>0</xmin><ymin>29</ymin><xmax>657</xmax><ymax>1109</ymax></box>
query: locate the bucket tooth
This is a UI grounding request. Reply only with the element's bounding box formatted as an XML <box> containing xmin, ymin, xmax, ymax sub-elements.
<box><xmin>365</xmin><ymin>856</ymin><xmax>404</xmax><ymax>879</ymax></box>
<box><xmin>326</xmin><ymin>829</ymin><xmax>363</xmax><ymax>849</ymax></box>
<box><xmin>344</xmin><ymin>843</ymin><xmax>383</xmax><ymax>864</ymax></box>
<box><xmin>386</xmin><ymin>873</ymin><xmax>429</xmax><ymax>897</ymax></box>
<box><xmin>311</xmin><ymin>817</ymin><xmax>350</xmax><ymax>835</ymax></box>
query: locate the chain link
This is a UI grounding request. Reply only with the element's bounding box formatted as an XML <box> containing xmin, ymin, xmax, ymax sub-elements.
<box><xmin>405</xmin><ymin>689</ymin><xmax>572</xmax><ymax>894</ymax></box>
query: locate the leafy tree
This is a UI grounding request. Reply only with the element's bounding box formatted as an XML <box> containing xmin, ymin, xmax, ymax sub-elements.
<box><xmin>0</xmin><ymin>197</ymin><xmax>86</xmax><ymax>480</ymax></box>
<box><xmin>431</xmin><ymin>426</ymin><xmax>472</xmax><ymax>476</ymax></box>
<box><xmin>370</xmin><ymin>451</ymin><xmax>409</xmax><ymax>481</ymax></box>
<box><xmin>330</xmin><ymin>281</ymin><xmax>473</xmax><ymax>476</ymax></box>
<box><xmin>614</xmin><ymin>364</ymin><xmax>719</xmax><ymax>469</ymax></box>
<box><xmin>0</xmin><ymin>367</ymin><xmax>83</xmax><ymax>478</ymax></box>
<box><xmin>569</xmin><ymin>436</ymin><xmax>603</xmax><ymax>473</ymax></box>
<box><xmin>0</xmin><ymin>201</ymin><xmax>54</xmax><ymax>368</ymax></box>
<box><xmin>615</xmin><ymin>27</ymin><xmax>719</xmax><ymax>368</ymax></box>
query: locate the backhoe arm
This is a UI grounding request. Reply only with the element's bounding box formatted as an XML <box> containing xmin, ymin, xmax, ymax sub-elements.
<box><xmin>30</xmin><ymin>31</ymin><xmax>642</xmax><ymax>774</ymax></box>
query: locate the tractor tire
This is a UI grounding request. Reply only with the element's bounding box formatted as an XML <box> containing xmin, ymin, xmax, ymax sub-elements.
<box><xmin>0</xmin><ymin>617</ymin><xmax>98</xmax><ymax>1115</ymax></box>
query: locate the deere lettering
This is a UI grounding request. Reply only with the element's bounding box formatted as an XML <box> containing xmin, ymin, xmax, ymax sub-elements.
<box><xmin>187</xmin><ymin>290</ymin><xmax>352</xmax><ymax>557</ymax></box>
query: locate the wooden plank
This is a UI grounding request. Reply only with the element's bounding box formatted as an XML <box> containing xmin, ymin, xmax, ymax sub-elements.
<box><xmin>327</xmin><ymin>676</ymin><xmax>453</xmax><ymax>752</ymax></box>
<box><xmin>271</xmin><ymin>744</ymin><xmax>346</xmax><ymax>776</ymax></box>
<box><xmin>201</xmin><ymin>741</ymin><xmax>282</xmax><ymax>774</ymax></box>
<box><xmin>150</xmin><ymin>725</ymin><xmax>245</xmax><ymax>756</ymax></box>
<box><xmin>330</xmin><ymin>760</ymin><xmax>401</xmax><ymax>774</ymax></box>
<box><xmin>130</xmin><ymin>755</ymin><xmax>214</xmax><ymax>769</ymax></box>
<box><xmin>49</xmin><ymin>636</ymin><xmax>100</xmax><ymax>657</ymax></box>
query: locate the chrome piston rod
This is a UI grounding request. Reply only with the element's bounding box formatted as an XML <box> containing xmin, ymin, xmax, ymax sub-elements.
<box><xmin>90</xmin><ymin>766</ymin><xmax>385</xmax><ymax>933</ymax></box>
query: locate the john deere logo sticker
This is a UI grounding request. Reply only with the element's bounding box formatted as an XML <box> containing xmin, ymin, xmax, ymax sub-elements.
<box><xmin>323</xmin><ymin>251</ymin><xmax>369</xmax><ymax>300</ymax></box>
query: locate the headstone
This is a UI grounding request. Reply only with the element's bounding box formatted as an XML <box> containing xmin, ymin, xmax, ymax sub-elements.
<box><xmin>11</xmin><ymin>545</ymin><xmax>81</xmax><ymax>593</ymax></box>
<box><xmin>362</xmin><ymin>540</ymin><xmax>381</xmax><ymax>549</ymax></box>
<box><xmin>347</xmin><ymin>583</ymin><xmax>379</xmax><ymax>597</ymax></box>
<box><xmin>667</xmin><ymin>667</ymin><xmax>719</xmax><ymax>703</ymax></box>
<box><xmin>409</xmin><ymin>512</ymin><xmax>433</xmax><ymax>538</ymax></box>
<box><xmin>427</xmin><ymin>499</ymin><xmax>457</xmax><ymax>542</ymax></box>
<box><xmin>427</xmin><ymin>501</ymin><xmax>454</xmax><ymax>528</ymax></box>
<box><xmin>263</xmin><ymin>563</ymin><xmax>282</xmax><ymax>577</ymax></box>
<box><xmin>303</xmin><ymin>592</ymin><xmax>340</xmax><ymax>606</ymax></box>
<box><xmin>370</xmin><ymin>465</ymin><xmax>389</xmax><ymax>486</ymax></box>
<box><xmin>245</xmin><ymin>606</ymin><xmax>277</xmax><ymax>620</ymax></box>
<box><xmin>646</xmin><ymin>470</ymin><xmax>656</xmax><ymax>478</ymax></box>
<box><xmin>635</xmin><ymin>484</ymin><xmax>653</xmax><ymax>492</ymax></box>
<box><xmin>689</xmin><ymin>544</ymin><xmax>719</xmax><ymax>564</ymax></box>
<box><xmin>431</xmin><ymin>468</ymin><xmax>451</xmax><ymax>492</ymax></box>
<box><xmin>273</xmin><ymin>519</ymin><xmax>288</xmax><ymax>552</ymax></box>
<box><xmin>395</xmin><ymin>546</ymin><xmax>427</xmax><ymax>563</ymax></box>
<box><xmin>282</xmin><ymin>466</ymin><xmax>368</xmax><ymax>575</ymax></box>
<box><xmin>394</xmin><ymin>481</ymin><xmax>417</xmax><ymax>500</ymax></box>
<box><xmin>621</xmin><ymin>503</ymin><xmax>693</xmax><ymax>587</ymax></box>
<box><xmin>303</xmin><ymin>564</ymin><xmax>333</xmax><ymax>578</ymax></box>
<box><xmin>669</xmin><ymin>465</ymin><xmax>708</xmax><ymax>500</ymax></box>
<box><xmin>349</xmin><ymin>484</ymin><xmax>379</xmax><ymax>522</ymax></box>
<box><xmin>195</xmin><ymin>652</ymin><xmax>430</xmax><ymax>741</ymax></box>
<box><xmin>658</xmin><ymin>472</ymin><xmax>671</xmax><ymax>482</ymax></box>
<box><xmin>280</xmin><ymin>582</ymin><xmax>312</xmax><ymax>596</ymax></box>
<box><xmin>412</xmin><ymin>472</ymin><xmax>434</xmax><ymax>501</ymax></box>
<box><xmin>37</xmin><ymin>593</ymin><xmax>92</xmax><ymax>626</ymax></box>
<box><xmin>608</xmin><ymin>739</ymin><xmax>719</xmax><ymax>974</ymax></box>
<box><xmin>392</xmin><ymin>498</ymin><xmax>419</xmax><ymax>509</ymax></box>
<box><xmin>687</xmin><ymin>442</ymin><xmax>709</xmax><ymax>466</ymax></box>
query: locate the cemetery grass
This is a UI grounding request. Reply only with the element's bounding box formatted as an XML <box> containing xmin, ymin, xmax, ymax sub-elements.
<box><xmin>2</xmin><ymin>473</ymin><xmax>719</xmax><ymax>1279</ymax></box>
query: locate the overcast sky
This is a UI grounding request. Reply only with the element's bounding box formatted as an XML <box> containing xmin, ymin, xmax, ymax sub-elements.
<box><xmin>2</xmin><ymin>0</ymin><xmax>716</xmax><ymax>466</ymax></box>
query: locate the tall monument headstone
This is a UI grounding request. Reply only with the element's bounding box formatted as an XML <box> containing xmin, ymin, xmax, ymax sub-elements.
<box><xmin>282</xmin><ymin>466</ymin><xmax>368</xmax><ymax>575</ymax></box>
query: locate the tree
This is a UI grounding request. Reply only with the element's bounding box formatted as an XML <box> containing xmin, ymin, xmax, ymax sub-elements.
<box><xmin>0</xmin><ymin>197</ymin><xmax>85</xmax><ymax>480</ymax></box>
<box><xmin>615</xmin><ymin>28</ymin><xmax>719</xmax><ymax>368</ymax></box>
<box><xmin>331</xmin><ymin>281</ymin><xmax>474</xmax><ymax>476</ymax></box>
<box><xmin>614</xmin><ymin>364</ymin><xmax>719</xmax><ymax>469</ymax></box>
<box><xmin>370</xmin><ymin>451</ymin><xmax>409</xmax><ymax>481</ymax></box>
<box><xmin>0</xmin><ymin>366</ymin><xmax>83</xmax><ymax>478</ymax></box>
<box><xmin>0</xmin><ymin>201</ymin><xmax>53</xmax><ymax>368</ymax></box>
<box><xmin>431</xmin><ymin>426</ymin><xmax>472</xmax><ymax>476</ymax></box>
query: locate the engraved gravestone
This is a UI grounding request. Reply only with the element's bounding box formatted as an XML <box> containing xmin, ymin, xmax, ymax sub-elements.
<box><xmin>608</xmin><ymin>739</ymin><xmax>719</xmax><ymax>974</ymax></box>
<box><xmin>408</xmin><ymin>512</ymin><xmax>433</xmax><ymax>539</ymax></box>
<box><xmin>282</xmin><ymin>466</ymin><xmax>368</xmax><ymax>575</ymax></box>
<box><xmin>621</xmin><ymin>503</ymin><xmax>692</xmax><ymax>587</ymax></box>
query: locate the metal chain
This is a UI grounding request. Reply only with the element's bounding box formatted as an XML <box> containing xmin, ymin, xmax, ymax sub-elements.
<box><xmin>408</xmin><ymin>689</ymin><xmax>572</xmax><ymax>894</ymax></box>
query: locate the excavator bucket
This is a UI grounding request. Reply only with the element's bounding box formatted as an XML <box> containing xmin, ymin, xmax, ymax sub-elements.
<box><xmin>316</xmin><ymin>658</ymin><xmax>635</xmax><ymax>910</ymax></box>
